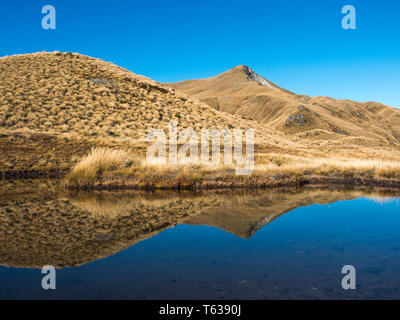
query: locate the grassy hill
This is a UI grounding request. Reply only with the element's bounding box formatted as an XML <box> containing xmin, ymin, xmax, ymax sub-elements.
<box><xmin>0</xmin><ymin>52</ymin><xmax>255</xmax><ymax>140</ymax></box>
<box><xmin>0</xmin><ymin>52</ymin><xmax>281</xmax><ymax>174</ymax></box>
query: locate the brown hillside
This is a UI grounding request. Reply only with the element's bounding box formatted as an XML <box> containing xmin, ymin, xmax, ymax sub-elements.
<box><xmin>0</xmin><ymin>52</ymin><xmax>300</xmax><ymax>172</ymax></box>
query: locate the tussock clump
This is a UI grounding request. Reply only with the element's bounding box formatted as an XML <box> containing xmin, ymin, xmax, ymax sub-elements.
<box><xmin>67</xmin><ymin>148</ymin><xmax>134</xmax><ymax>187</ymax></box>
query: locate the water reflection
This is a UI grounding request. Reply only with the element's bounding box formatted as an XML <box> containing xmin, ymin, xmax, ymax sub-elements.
<box><xmin>1</xmin><ymin>179</ymin><xmax>399</xmax><ymax>269</ymax></box>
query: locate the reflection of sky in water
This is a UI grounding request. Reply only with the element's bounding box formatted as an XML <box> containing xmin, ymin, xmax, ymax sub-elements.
<box><xmin>1</xmin><ymin>197</ymin><xmax>400</xmax><ymax>299</ymax></box>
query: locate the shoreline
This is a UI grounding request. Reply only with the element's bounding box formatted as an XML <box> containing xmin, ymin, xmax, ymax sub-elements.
<box><xmin>63</xmin><ymin>176</ymin><xmax>400</xmax><ymax>191</ymax></box>
<box><xmin>3</xmin><ymin>170</ymin><xmax>400</xmax><ymax>190</ymax></box>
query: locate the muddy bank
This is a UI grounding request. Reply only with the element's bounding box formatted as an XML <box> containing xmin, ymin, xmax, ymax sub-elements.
<box><xmin>3</xmin><ymin>170</ymin><xmax>400</xmax><ymax>190</ymax></box>
<box><xmin>0</xmin><ymin>169</ymin><xmax>68</xmax><ymax>179</ymax></box>
<box><xmin>302</xmin><ymin>176</ymin><xmax>400</xmax><ymax>188</ymax></box>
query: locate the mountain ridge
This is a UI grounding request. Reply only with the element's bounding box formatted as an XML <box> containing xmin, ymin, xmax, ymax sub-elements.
<box><xmin>167</xmin><ymin>66</ymin><xmax>400</xmax><ymax>147</ymax></box>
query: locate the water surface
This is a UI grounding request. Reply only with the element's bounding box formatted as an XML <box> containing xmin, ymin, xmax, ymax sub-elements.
<box><xmin>1</xmin><ymin>180</ymin><xmax>400</xmax><ymax>299</ymax></box>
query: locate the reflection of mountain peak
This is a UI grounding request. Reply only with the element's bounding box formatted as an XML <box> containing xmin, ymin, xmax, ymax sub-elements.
<box><xmin>184</xmin><ymin>206</ymin><xmax>283</xmax><ymax>239</ymax></box>
<box><xmin>183</xmin><ymin>189</ymin><xmax>400</xmax><ymax>239</ymax></box>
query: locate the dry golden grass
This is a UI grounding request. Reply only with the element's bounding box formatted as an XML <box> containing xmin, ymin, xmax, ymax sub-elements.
<box><xmin>66</xmin><ymin>147</ymin><xmax>239</xmax><ymax>188</ymax></box>
<box><xmin>66</xmin><ymin>147</ymin><xmax>134</xmax><ymax>186</ymax></box>
<box><xmin>66</xmin><ymin>147</ymin><xmax>400</xmax><ymax>189</ymax></box>
<box><xmin>254</xmin><ymin>157</ymin><xmax>400</xmax><ymax>179</ymax></box>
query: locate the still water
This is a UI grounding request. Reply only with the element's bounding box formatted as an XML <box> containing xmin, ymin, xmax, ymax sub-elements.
<box><xmin>1</xmin><ymin>180</ymin><xmax>400</xmax><ymax>299</ymax></box>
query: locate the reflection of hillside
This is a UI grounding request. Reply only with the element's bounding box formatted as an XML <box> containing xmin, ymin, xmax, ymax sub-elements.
<box><xmin>0</xmin><ymin>181</ymin><xmax>203</xmax><ymax>269</ymax></box>
<box><xmin>0</xmin><ymin>180</ymin><xmax>399</xmax><ymax>268</ymax></box>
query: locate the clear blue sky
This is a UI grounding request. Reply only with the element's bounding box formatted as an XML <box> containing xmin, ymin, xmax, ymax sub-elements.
<box><xmin>1</xmin><ymin>0</ymin><xmax>399</xmax><ymax>107</ymax></box>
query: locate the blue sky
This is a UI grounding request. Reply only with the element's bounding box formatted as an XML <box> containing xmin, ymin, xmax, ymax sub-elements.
<box><xmin>1</xmin><ymin>0</ymin><xmax>399</xmax><ymax>107</ymax></box>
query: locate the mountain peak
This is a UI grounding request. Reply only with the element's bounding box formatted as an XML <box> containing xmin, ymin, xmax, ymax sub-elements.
<box><xmin>227</xmin><ymin>65</ymin><xmax>278</xmax><ymax>89</ymax></box>
<box><xmin>231</xmin><ymin>64</ymin><xmax>251</xmax><ymax>72</ymax></box>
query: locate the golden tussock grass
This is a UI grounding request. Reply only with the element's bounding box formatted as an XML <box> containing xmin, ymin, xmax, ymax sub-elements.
<box><xmin>66</xmin><ymin>147</ymin><xmax>243</xmax><ymax>188</ymax></box>
<box><xmin>66</xmin><ymin>148</ymin><xmax>134</xmax><ymax>187</ymax></box>
<box><xmin>254</xmin><ymin>157</ymin><xmax>400</xmax><ymax>179</ymax></box>
<box><xmin>66</xmin><ymin>147</ymin><xmax>400</xmax><ymax>189</ymax></box>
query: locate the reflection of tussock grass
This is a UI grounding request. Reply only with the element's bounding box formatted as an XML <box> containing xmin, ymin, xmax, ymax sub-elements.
<box><xmin>69</xmin><ymin>196</ymin><xmax>145</xmax><ymax>217</ymax></box>
<box><xmin>68</xmin><ymin>191</ymin><xmax>195</xmax><ymax>217</ymax></box>
<box><xmin>67</xmin><ymin>184</ymin><xmax>400</xmax><ymax>218</ymax></box>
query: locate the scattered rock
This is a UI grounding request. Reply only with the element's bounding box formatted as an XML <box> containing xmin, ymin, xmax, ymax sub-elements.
<box><xmin>286</xmin><ymin>113</ymin><xmax>308</xmax><ymax>126</ymax></box>
<box><xmin>90</xmin><ymin>78</ymin><xmax>113</xmax><ymax>87</ymax></box>
<box><xmin>297</xmin><ymin>105</ymin><xmax>310</xmax><ymax>112</ymax></box>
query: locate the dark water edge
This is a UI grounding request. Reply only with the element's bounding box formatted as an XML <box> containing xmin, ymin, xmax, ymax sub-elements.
<box><xmin>1</xmin><ymin>179</ymin><xmax>400</xmax><ymax>299</ymax></box>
